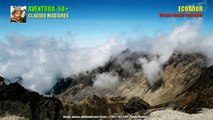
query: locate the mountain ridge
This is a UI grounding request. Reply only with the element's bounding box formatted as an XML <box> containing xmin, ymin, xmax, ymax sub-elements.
<box><xmin>0</xmin><ymin>50</ymin><xmax>212</xmax><ymax>119</ymax></box>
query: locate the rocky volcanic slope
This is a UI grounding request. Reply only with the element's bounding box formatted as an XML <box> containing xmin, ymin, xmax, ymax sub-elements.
<box><xmin>0</xmin><ymin>76</ymin><xmax>63</xmax><ymax>120</ymax></box>
<box><xmin>0</xmin><ymin>50</ymin><xmax>213</xmax><ymax>119</ymax></box>
<box><xmin>53</xmin><ymin>50</ymin><xmax>213</xmax><ymax>116</ymax></box>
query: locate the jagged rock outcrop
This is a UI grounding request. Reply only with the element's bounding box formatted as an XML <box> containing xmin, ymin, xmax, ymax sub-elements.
<box><xmin>0</xmin><ymin>76</ymin><xmax>4</xmax><ymax>87</ymax></box>
<box><xmin>55</xmin><ymin>51</ymin><xmax>212</xmax><ymax>114</ymax></box>
<box><xmin>125</xmin><ymin>97</ymin><xmax>150</xmax><ymax>114</ymax></box>
<box><xmin>173</xmin><ymin>65</ymin><xmax>213</xmax><ymax>113</ymax></box>
<box><xmin>1</xmin><ymin>49</ymin><xmax>212</xmax><ymax>118</ymax></box>
<box><xmin>0</xmin><ymin>100</ymin><xmax>32</xmax><ymax>119</ymax></box>
<box><xmin>117</xmin><ymin>52</ymin><xmax>213</xmax><ymax>113</ymax></box>
<box><xmin>118</xmin><ymin>52</ymin><xmax>207</xmax><ymax>105</ymax></box>
<box><xmin>0</xmin><ymin>77</ymin><xmax>63</xmax><ymax>120</ymax></box>
<box><xmin>63</xmin><ymin>95</ymin><xmax>125</xmax><ymax>116</ymax></box>
<box><xmin>51</xmin><ymin>49</ymin><xmax>144</xmax><ymax>97</ymax></box>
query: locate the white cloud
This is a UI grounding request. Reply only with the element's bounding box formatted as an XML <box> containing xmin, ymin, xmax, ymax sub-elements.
<box><xmin>93</xmin><ymin>72</ymin><xmax>119</xmax><ymax>89</ymax></box>
<box><xmin>129</xmin><ymin>20</ymin><xmax>213</xmax><ymax>86</ymax></box>
<box><xmin>0</xmin><ymin>34</ymin><xmax>125</xmax><ymax>93</ymax></box>
<box><xmin>0</xmin><ymin>19</ymin><xmax>212</xmax><ymax>93</ymax></box>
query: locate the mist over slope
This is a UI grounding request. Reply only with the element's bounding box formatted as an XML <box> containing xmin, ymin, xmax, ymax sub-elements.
<box><xmin>0</xmin><ymin>20</ymin><xmax>213</xmax><ymax>94</ymax></box>
<box><xmin>126</xmin><ymin>21</ymin><xmax>213</xmax><ymax>86</ymax></box>
<box><xmin>0</xmin><ymin>36</ymin><xmax>125</xmax><ymax>93</ymax></box>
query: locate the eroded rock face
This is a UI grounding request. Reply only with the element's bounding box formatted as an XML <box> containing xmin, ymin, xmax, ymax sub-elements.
<box><xmin>174</xmin><ymin>66</ymin><xmax>213</xmax><ymax>113</ymax></box>
<box><xmin>1</xmin><ymin>50</ymin><xmax>212</xmax><ymax>118</ymax></box>
<box><xmin>52</xmin><ymin>49</ymin><xmax>145</xmax><ymax>97</ymax></box>
<box><xmin>0</xmin><ymin>76</ymin><xmax>4</xmax><ymax>87</ymax></box>
<box><xmin>54</xmin><ymin>51</ymin><xmax>212</xmax><ymax>115</ymax></box>
<box><xmin>63</xmin><ymin>95</ymin><xmax>125</xmax><ymax>116</ymax></box>
<box><xmin>0</xmin><ymin>78</ymin><xmax>63</xmax><ymax>120</ymax></box>
<box><xmin>10</xmin><ymin>50</ymin><xmax>207</xmax><ymax>117</ymax></box>
<box><xmin>118</xmin><ymin>52</ymin><xmax>207</xmax><ymax>107</ymax></box>
<box><xmin>0</xmin><ymin>100</ymin><xmax>32</xmax><ymax>119</ymax></box>
<box><xmin>125</xmin><ymin>97</ymin><xmax>150</xmax><ymax>114</ymax></box>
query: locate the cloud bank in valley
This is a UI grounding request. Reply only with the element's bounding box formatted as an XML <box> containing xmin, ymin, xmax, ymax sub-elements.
<box><xmin>0</xmin><ymin>35</ymin><xmax>125</xmax><ymax>93</ymax></box>
<box><xmin>0</xmin><ymin>20</ymin><xmax>212</xmax><ymax>93</ymax></box>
